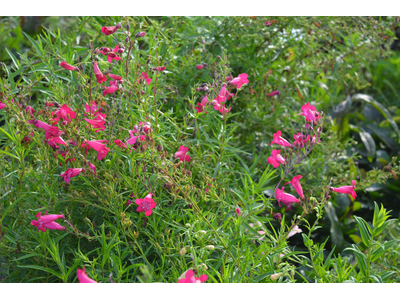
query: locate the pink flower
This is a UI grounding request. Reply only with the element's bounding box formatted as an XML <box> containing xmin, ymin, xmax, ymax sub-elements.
<box><xmin>60</xmin><ymin>62</ymin><xmax>78</xmax><ymax>71</ymax></box>
<box><xmin>195</xmin><ymin>104</ymin><xmax>204</xmax><ymax>113</ymax></box>
<box><xmin>61</xmin><ymin>168</ymin><xmax>84</xmax><ymax>184</ymax></box>
<box><xmin>77</xmin><ymin>267</ymin><xmax>98</xmax><ymax>283</ymax></box>
<box><xmin>28</xmin><ymin>119</ymin><xmax>52</xmax><ymax>131</ymax></box>
<box><xmin>45</xmin><ymin>101</ymin><xmax>55</xmax><ymax>107</ymax></box>
<box><xmin>332</xmin><ymin>180</ymin><xmax>357</xmax><ymax>199</ymax></box>
<box><xmin>287</xmin><ymin>225</ymin><xmax>302</xmax><ymax>238</ymax></box>
<box><xmin>0</xmin><ymin>101</ymin><xmax>7</xmax><ymax>110</ymax></box>
<box><xmin>101</xmin><ymin>23</ymin><xmax>121</xmax><ymax>35</ymax></box>
<box><xmin>135</xmin><ymin>194</ymin><xmax>157</xmax><ymax>216</ymax></box>
<box><xmin>196</xmin><ymin>64</ymin><xmax>204</xmax><ymax>70</ymax></box>
<box><xmin>84</xmin><ymin>101</ymin><xmax>105</xmax><ymax>119</ymax></box>
<box><xmin>178</xmin><ymin>270</ymin><xmax>208</xmax><ymax>283</ymax></box>
<box><xmin>114</xmin><ymin>139</ymin><xmax>127</xmax><ymax>149</ymax></box>
<box><xmin>126</xmin><ymin>200</ymin><xmax>133</xmax><ymax>206</ymax></box>
<box><xmin>108</xmin><ymin>74</ymin><xmax>122</xmax><ymax>80</ymax></box>
<box><xmin>154</xmin><ymin>66</ymin><xmax>166</xmax><ymax>72</ymax></box>
<box><xmin>284</xmin><ymin>175</ymin><xmax>304</xmax><ymax>199</ymax></box>
<box><xmin>175</xmin><ymin>145</ymin><xmax>190</xmax><ymax>162</ymax></box>
<box><xmin>268</xmin><ymin>149</ymin><xmax>285</xmax><ymax>168</ymax></box>
<box><xmin>311</xmin><ymin>135</ymin><xmax>321</xmax><ymax>145</ymax></box>
<box><xmin>293</xmin><ymin>133</ymin><xmax>310</xmax><ymax>148</ymax></box>
<box><xmin>94</xmin><ymin>62</ymin><xmax>107</xmax><ymax>84</ymax></box>
<box><xmin>102</xmin><ymin>45</ymin><xmax>121</xmax><ymax>64</ymax></box>
<box><xmin>103</xmin><ymin>80</ymin><xmax>119</xmax><ymax>96</ymax></box>
<box><xmin>299</xmin><ymin>103</ymin><xmax>321</xmax><ymax>124</ymax></box>
<box><xmin>265</xmin><ymin>21</ymin><xmax>272</xmax><ymax>26</ymax></box>
<box><xmin>85</xmin><ymin>117</ymin><xmax>106</xmax><ymax>132</ymax></box>
<box><xmin>30</xmin><ymin>211</ymin><xmax>65</xmax><ymax>232</ymax></box>
<box><xmin>26</xmin><ymin>106</ymin><xmax>35</xmax><ymax>118</ymax></box>
<box><xmin>236</xmin><ymin>208</ymin><xmax>241</xmax><ymax>216</ymax></box>
<box><xmin>139</xmin><ymin>72</ymin><xmax>152</xmax><ymax>85</ymax></box>
<box><xmin>230</xmin><ymin>73</ymin><xmax>249</xmax><ymax>89</ymax></box>
<box><xmin>44</xmin><ymin>126</ymin><xmax>67</xmax><ymax>146</ymax></box>
<box><xmin>51</xmin><ymin>104</ymin><xmax>76</xmax><ymax>125</ymax></box>
<box><xmin>270</xmin><ymin>130</ymin><xmax>292</xmax><ymax>148</ymax></box>
<box><xmin>82</xmin><ymin>140</ymin><xmax>110</xmax><ymax>161</ymax></box>
<box><xmin>135</xmin><ymin>31</ymin><xmax>146</xmax><ymax>38</ymax></box>
<box><xmin>276</xmin><ymin>186</ymin><xmax>301</xmax><ymax>207</ymax></box>
<box><xmin>267</xmin><ymin>90</ymin><xmax>280</xmax><ymax>97</ymax></box>
<box><xmin>88</xmin><ymin>161</ymin><xmax>97</xmax><ymax>175</ymax></box>
<box><xmin>215</xmin><ymin>85</ymin><xmax>233</xmax><ymax>103</ymax></box>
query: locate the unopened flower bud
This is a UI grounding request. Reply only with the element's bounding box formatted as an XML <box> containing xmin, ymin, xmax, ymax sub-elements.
<box><xmin>126</xmin><ymin>24</ymin><xmax>130</xmax><ymax>30</ymax></box>
<box><xmin>125</xmin><ymin>36</ymin><xmax>129</xmax><ymax>43</ymax></box>
<box><xmin>185</xmin><ymin>223</ymin><xmax>191</xmax><ymax>228</ymax></box>
<box><xmin>196</xmin><ymin>87</ymin><xmax>202</xmax><ymax>92</ymax></box>
<box><xmin>135</xmin><ymin>31</ymin><xmax>146</xmax><ymax>38</ymax></box>
<box><xmin>199</xmin><ymin>263</ymin><xmax>208</xmax><ymax>270</ymax></box>
<box><xmin>203</xmin><ymin>86</ymin><xmax>209</xmax><ymax>91</ymax></box>
<box><xmin>157</xmin><ymin>144</ymin><xmax>163</xmax><ymax>152</ymax></box>
<box><xmin>317</xmin><ymin>127</ymin><xmax>322</xmax><ymax>133</ymax></box>
<box><xmin>179</xmin><ymin>247</ymin><xmax>187</xmax><ymax>256</ymax></box>
<box><xmin>116</xmin><ymin>22</ymin><xmax>122</xmax><ymax>29</ymax></box>
<box><xmin>205</xmin><ymin>245</ymin><xmax>214</xmax><ymax>251</ymax></box>
<box><xmin>197</xmin><ymin>230</ymin><xmax>206</xmax><ymax>236</ymax></box>
<box><xmin>134</xmin><ymin>231</ymin><xmax>139</xmax><ymax>238</ymax></box>
<box><xmin>270</xmin><ymin>273</ymin><xmax>282</xmax><ymax>281</ymax></box>
<box><xmin>305</xmin><ymin>123</ymin><xmax>312</xmax><ymax>130</ymax></box>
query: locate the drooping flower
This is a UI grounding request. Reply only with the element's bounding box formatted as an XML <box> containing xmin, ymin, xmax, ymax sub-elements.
<box><xmin>175</xmin><ymin>145</ymin><xmax>190</xmax><ymax>162</ymax></box>
<box><xmin>103</xmin><ymin>80</ymin><xmax>118</xmax><ymax>96</ymax></box>
<box><xmin>135</xmin><ymin>193</ymin><xmax>157</xmax><ymax>216</ymax></box>
<box><xmin>82</xmin><ymin>140</ymin><xmax>110</xmax><ymax>161</ymax></box>
<box><xmin>60</xmin><ymin>62</ymin><xmax>78</xmax><ymax>71</ymax></box>
<box><xmin>268</xmin><ymin>149</ymin><xmax>285</xmax><ymax>168</ymax></box>
<box><xmin>0</xmin><ymin>101</ymin><xmax>7</xmax><ymax>109</ymax></box>
<box><xmin>93</xmin><ymin>62</ymin><xmax>107</xmax><ymax>84</ymax></box>
<box><xmin>138</xmin><ymin>72</ymin><xmax>152</xmax><ymax>85</ymax></box>
<box><xmin>276</xmin><ymin>186</ymin><xmax>301</xmax><ymax>207</ymax></box>
<box><xmin>270</xmin><ymin>130</ymin><xmax>292</xmax><ymax>148</ymax></box>
<box><xmin>28</xmin><ymin>119</ymin><xmax>52</xmax><ymax>131</ymax></box>
<box><xmin>195</xmin><ymin>95</ymin><xmax>208</xmax><ymax>113</ymax></box>
<box><xmin>293</xmin><ymin>133</ymin><xmax>310</xmax><ymax>148</ymax></box>
<box><xmin>196</xmin><ymin>64</ymin><xmax>204</xmax><ymax>70</ymax></box>
<box><xmin>215</xmin><ymin>85</ymin><xmax>234</xmax><ymax>103</ymax></box>
<box><xmin>77</xmin><ymin>267</ymin><xmax>98</xmax><ymax>283</ymax></box>
<box><xmin>44</xmin><ymin>126</ymin><xmax>67</xmax><ymax>145</ymax></box>
<box><xmin>154</xmin><ymin>66</ymin><xmax>166</xmax><ymax>72</ymax></box>
<box><xmin>126</xmin><ymin>200</ymin><xmax>133</xmax><ymax>206</ymax></box>
<box><xmin>299</xmin><ymin>103</ymin><xmax>321</xmax><ymax>124</ymax></box>
<box><xmin>267</xmin><ymin>90</ymin><xmax>280</xmax><ymax>97</ymax></box>
<box><xmin>178</xmin><ymin>270</ymin><xmax>208</xmax><ymax>283</ymax></box>
<box><xmin>60</xmin><ymin>168</ymin><xmax>84</xmax><ymax>184</ymax></box>
<box><xmin>30</xmin><ymin>211</ymin><xmax>65</xmax><ymax>232</ymax></box>
<box><xmin>108</xmin><ymin>74</ymin><xmax>122</xmax><ymax>80</ymax></box>
<box><xmin>84</xmin><ymin>101</ymin><xmax>105</xmax><ymax>119</ymax></box>
<box><xmin>84</xmin><ymin>117</ymin><xmax>106</xmax><ymax>132</ymax></box>
<box><xmin>195</xmin><ymin>103</ymin><xmax>204</xmax><ymax>113</ymax></box>
<box><xmin>230</xmin><ymin>73</ymin><xmax>249</xmax><ymax>89</ymax></box>
<box><xmin>26</xmin><ymin>106</ymin><xmax>35</xmax><ymax>118</ymax></box>
<box><xmin>284</xmin><ymin>175</ymin><xmax>304</xmax><ymax>199</ymax></box>
<box><xmin>114</xmin><ymin>139</ymin><xmax>127</xmax><ymax>149</ymax></box>
<box><xmin>101</xmin><ymin>23</ymin><xmax>121</xmax><ymax>35</ymax></box>
<box><xmin>287</xmin><ymin>225</ymin><xmax>302</xmax><ymax>238</ymax></box>
<box><xmin>332</xmin><ymin>180</ymin><xmax>357</xmax><ymax>199</ymax></box>
<box><xmin>51</xmin><ymin>104</ymin><xmax>76</xmax><ymax>125</ymax></box>
<box><xmin>88</xmin><ymin>161</ymin><xmax>97</xmax><ymax>175</ymax></box>
<box><xmin>45</xmin><ymin>101</ymin><xmax>55</xmax><ymax>107</ymax></box>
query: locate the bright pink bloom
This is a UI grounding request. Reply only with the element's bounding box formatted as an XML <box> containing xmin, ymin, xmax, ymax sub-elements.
<box><xmin>135</xmin><ymin>194</ymin><xmax>157</xmax><ymax>216</ymax></box>
<box><xmin>195</xmin><ymin>104</ymin><xmax>204</xmax><ymax>113</ymax></box>
<box><xmin>265</xmin><ymin>21</ymin><xmax>272</xmax><ymax>26</ymax></box>
<box><xmin>108</xmin><ymin>74</ymin><xmax>122</xmax><ymax>80</ymax></box>
<box><xmin>196</xmin><ymin>64</ymin><xmax>204</xmax><ymax>70</ymax></box>
<box><xmin>270</xmin><ymin>130</ymin><xmax>292</xmax><ymax>148</ymax></box>
<box><xmin>225</xmin><ymin>76</ymin><xmax>233</xmax><ymax>81</ymax></box>
<box><xmin>114</xmin><ymin>139</ymin><xmax>127</xmax><ymax>149</ymax></box>
<box><xmin>46</xmin><ymin>140</ymin><xmax>60</xmax><ymax>151</ymax></box>
<box><xmin>26</xmin><ymin>106</ymin><xmax>35</xmax><ymax>118</ymax></box>
<box><xmin>30</xmin><ymin>211</ymin><xmax>65</xmax><ymax>232</ymax></box>
<box><xmin>267</xmin><ymin>90</ymin><xmax>280</xmax><ymax>97</ymax></box>
<box><xmin>215</xmin><ymin>85</ymin><xmax>233</xmax><ymax>103</ymax></box>
<box><xmin>284</xmin><ymin>175</ymin><xmax>304</xmax><ymax>199</ymax></box>
<box><xmin>139</xmin><ymin>72</ymin><xmax>152</xmax><ymax>85</ymax></box>
<box><xmin>230</xmin><ymin>73</ymin><xmax>249</xmax><ymax>89</ymax></box>
<box><xmin>60</xmin><ymin>62</ymin><xmax>78</xmax><ymax>71</ymax></box>
<box><xmin>45</xmin><ymin>101</ymin><xmax>55</xmax><ymax>107</ymax></box>
<box><xmin>195</xmin><ymin>95</ymin><xmax>209</xmax><ymax>113</ymax></box>
<box><xmin>94</xmin><ymin>62</ymin><xmax>107</xmax><ymax>84</ymax></box>
<box><xmin>51</xmin><ymin>104</ymin><xmax>76</xmax><ymax>125</ymax></box>
<box><xmin>293</xmin><ymin>133</ymin><xmax>310</xmax><ymax>148</ymax></box>
<box><xmin>101</xmin><ymin>23</ymin><xmax>121</xmax><ymax>35</ymax></box>
<box><xmin>268</xmin><ymin>149</ymin><xmax>285</xmax><ymax>168</ymax></box>
<box><xmin>236</xmin><ymin>208</ymin><xmax>241</xmax><ymax>216</ymax></box>
<box><xmin>178</xmin><ymin>270</ymin><xmax>208</xmax><ymax>283</ymax></box>
<box><xmin>28</xmin><ymin>119</ymin><xmax>52</xmax><ymax>131</ymax></box>
<box><xmin>154</xmin><ymin>66</ymin><xmax>166</xmax><ymax>72</ymax></box>
<box><xmin>126</xmin><ymin>200</ymin><xmax>133</xmax><ymax>206</ymax></box>
<box><xmin>287</xmin><ymin>225</ymin><xmax>302</xmax><ymax>238</ymax></box>
<box><xmin>77</xmin><ymin>267</ymin><xmax>98</xmax><ymax>283</ymax></box>
<box><xmin>332</xmin><ymin>180</ymin><xmax>357</xmax><ymax>199</ymax></box>
<box><xmin>103</xmin><ymin>80</ymin><xmax>119</xmax><ymax>96</ymax></box>
<box><xmin>299</xmin><ymin>103</ymin><xmax>321</xmax><ymax>124</ymax></box>
<box><xmin>82</xmin><ymin>140</ymin><xmax>110</xmax><ymax>161</ymax></box>
<box><xmin>84</xmin><ymin>101</ymin><xmax>106</xmax><ymax>120</ymax></box>
<box><xmin>88</xmin><ymin>161</ymin><xmax>97</xmax><ymax>175</ymax></box>
<box><xmin>0</xmin><ymin>101</ymin><xmax>7</xmax><ymax>109</ymax></box>
<box><xmin>61</xmin><ymin>168</ymin><xmax>84</xmax><ymax>184</ymax></box>
<box><xmin>102</xmin><ymin>45</ymin><xmax>122</xmax><ymax>63</ymax></box>
<box><xmin>45</xmin><ymin>126</ymin><xmax>67</xmax><ymax>145</ymax></box>
<box><xmin>84</xmin><ymin>117</ymin><xmax>106</xmax><ymax>132</ymax></box>
<box><xmin>175</xmin><ymin>145</ymin><xmax>190</xmax><ymax>162</ymax></box>
<box><xmin>276</xmin><ymin>186</ymin><xmax>301</xmax><ymax>207</ymax></box>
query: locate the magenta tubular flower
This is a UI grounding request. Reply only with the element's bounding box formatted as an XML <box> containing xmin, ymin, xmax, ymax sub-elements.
<box><xmin>51</xmin><ymin>104</ymin><xmax>76</xmax><ymax>125</ymax></box>
<box><xmin>45</xmin><ymin>101</ymin><xmax>55</xmax><ymax>107</ymax></box>
<box><xmin>154</xmin><ymin>66</ymin><xmax>166</xmax><ymax>72</ymax></box>
<box><xmin>139</xmin><ymin>72</ymin><xmax>152</xmax><ymax>85</ymax></box>
<box><xmin>267</xmin><ymin>90</ymin><xmax>280</xmax><ymax>97</ymax></box>
<box><xmin>196</xmin><ymin>64</ymin><xmax>204</xmax><ymax>70</ymax></box>
<box><xmin>236</xmin><ymin>208</ymin><xmax>241</xmax><ymax>216</ymax></box>
<box><xmin>94</xmin><ymin>62</ymin><xmax>107</xmax><ymax>84</ymax></box>
<box><xmin>268</xmin><ymin>149</ymin><xmax>285</xmax><ymax>168</ymax></box>
<box><xmin>200</xmin><ymin>95</ymin><xmax>208</xmax><ymax>107</ymax></box>
<box><xmin>135</xmin><ymin>195</ymin><xmax>157</xmax><ymax>216</ymax></box>
<box><xmin>311</xmin><ymin>135</ymin><xmax>321</xmax><ymax>145</ymax></box>
<box><xmin>114</xmin><ymin>139</ymin><xmax>127</xmax><ymax>149</ymax></box>
<box><xmin>82</xmin><ymin>140</ymin><xmax>110</xmax><ymax>161</ymax></box>
<box><xmin>77</xmin><ymin>267</ymin><xmax>98</xmax><ymax>283</ymax></box>
<box><xmin>101</xmin><ymin>23</ymin><xmax>121</xmax><ymax>35</ymax></box>
<box><xmin>26</xmin><ymin>106</ymin><xmax>35</xmax><ymax>118</ymax></box>
<box><xmin>108</xmin><ymin>74</ymin><xmax>122</xmax><ymax>80</ymax></box>
<box><xmin>216</xmin><ymin>86</ymin><xmax>228</xmax><ymax>103</ymax></box>
<box><xmin>299</xmin><ymin>102</ymin><xmax>321</xmax><ymax>124</ymax></box>
<box><xmin>0</xmin><ymin>101</ymin><xmax>7</xmax><ymax>110</ymax></box>
<box><xmin>88</xmin><ymin>161</ymin><xmax>97</xmax><ymax>175</ymax></box>
<box><xmin>135</xmin><ymin>31</ymin><xmax>146</xmax><ymax>38</ymax></box>
<box><xmin>270</xmin><ymin>130</ymin><xmax>292</xmax><ymax>148</ymax></box>
<box><xmin>230</xmin><ymin>73</ymin><xmax>249</xmax><ymax>89</ymax></box>
<box><xmin>30</xmin><ymin>211</ymin><xmax>65</xmax><ymax>232</ymax></box>
<box><xmin>61</xmin><ymin>168</ymin><xmax>84</xmax><ymax>184</ymax></box>
<box><xmin>293</xmin><ymin>133</ymin><xmax>310</xmax><ymax>148</ymax></box>
<box><xmin>44</xmin><ymin>126</ymin><xmax>67</xmax><ymax>146</ymax></box>
<box><xmin>287</xmin><ymin>225</ymin><xmax>302</xmax><ymax>238</ymax></box>
<box><xmin>104</xmin><ymin>45</ymin><xmax>121</xmax><ymax>63</ymax></box>
<box><xmin>85</xmin><ymin>118</ymin><xmax>106</xmax><ymax>132</ymax></box>
<box><xmin>284</xmin><ymin>175</ymin><xmax>304</xmax><ymax>199</ymax></box>
<box><xmin>178</xmin><ymin>270</ymin><xmax>208</xmax><ymax>283</ymax></box>
<box><xmin>28</xmin><ymin>119</ymin><xmax>52</xmax><ymax>131</ymax></box>
<box><xmin>332</xmin><ymin>180</ymin><xmax>357</xmax><ymax>199</ymax></box>
<box><xmin>103</xmin><ymin>85</ymin><xmax>118</xmax><ymax>96</ymax></box>
<box><xmin>60</xmin><ymin>62</ymin><xmax>78</xmax><ymax>71</ymax></box>
<box><xmin>276</xmin><ymin>186</ymin><xmax>301</xmax><ymax>207</ymax></box>
<box><xmin>175</xmin><ymin>145</ymin><xmax>190</xmax><ymax>162</ymax></box>
<box><xmin>195</xmin><ymin>104</ymin><xmax>203</xmax><ymax>113</ymax></box>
